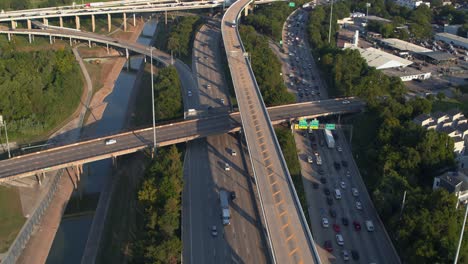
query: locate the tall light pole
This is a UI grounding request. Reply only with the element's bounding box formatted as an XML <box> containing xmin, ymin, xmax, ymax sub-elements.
<box><xmin>454</xmin><ymin>203</ymin><xmax>468</xmax><ymax>264</ymax></box>
<box><xmin>150</xmin><ymin>47</ymin><xmax>157</xmax><ymax>156</ymax></box>
<box><xmin>328</xmin><ymin>0</ymin><xmax>334</xmax><ymax>44</ymax></box>
<box><xmin>366</xmin><ymin>3</ymin><xmax>371</xmax><ymax>25</ymax></box>
<box><xmin>0</xmin><ymin>115</ymin><xmax>11</xmax><ymax>158</ymax></box>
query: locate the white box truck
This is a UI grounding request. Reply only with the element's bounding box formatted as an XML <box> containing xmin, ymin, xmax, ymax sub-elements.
<box><xmin>220</xmin><ymin>190</ymin><xmax>231</xmax><ymax>225</ymax></box>
<box><xmin>323</xmin><ymin>129</ymin><xmax>335</xmax><ymax>148</ymax></box>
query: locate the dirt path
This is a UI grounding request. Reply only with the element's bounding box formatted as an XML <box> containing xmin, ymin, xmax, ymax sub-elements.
<box><xmin>16</xmin><ymin>20</ymin><xmax>146</xmax><ymax>264</ymax></box>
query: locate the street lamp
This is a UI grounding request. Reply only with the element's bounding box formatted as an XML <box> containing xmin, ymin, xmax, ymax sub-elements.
<box><xmin>150</xmin><ymin>47</ymin><xmax>157</xmax><ymax>156</ymax></box>
<box><xmin>0</xmin><ymin>115</ymin><xmax>11</xmax><ymax>158</ymax></box>
<box><xmin>454</xmin><ymin>203</ymin><xmax>468</xmax><ymax>264</ymax></box>
<box><xmin>328</xmin><ymin>0</ymin><xmax>334</xmax><ymax>44</ymax></box>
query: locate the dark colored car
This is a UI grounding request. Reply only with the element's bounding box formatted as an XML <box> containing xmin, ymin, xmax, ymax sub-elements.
<box><xmin>312</xmin><ymin>182</ymin><xmax>319</xmax><ymax>189</ymax></box>
<box><xmin>333</xmin><ymin>223</ymin><xmax>340</xmax><ymax>232</ymax></box>
<box><xmin>324</xmin><ymin>187</ymin><xmax>331</xmax><ymax>196</ymax></box>
<box><xmin>351</xmin><ymin>250</ymin><xmax>360</xmax><ymax>260</ymax></box>
<box><xmin>341</xmin><ymin>160</ymin><xmax>348</xmax><ymax>167</ymax></box>
<box><xmin>353</xmin><ymin>221</ymin><xmax>361</xmax><ymax>231</ymax></box>
<box><xmin>334</xmin><ymin>162</ymin><xmax>341</xmax><ymax>170</ymax></box>
<box><xmin>231</xmin><ymin>191</ymin><xmax>236</xmax><ymax>200</ymax></box>
<box><xmin>320</xmin><ymin>177</ymin><xmax>327</xmax><ymax>184</ymax></box>
<box><xmin>312</xmin><ymin>143</ymin><xmax>318</xmax><ymax>150</ymax></box>
<box><xmin>342</xmin><ymin>217</ymin><xmax>349</xmax><ymax>226</ymax></box>
<box><xmin>329</xmin><ymin>209</ymin><xmax>337</xmax><ymax>218</ymax></box>
<box><xmin>324</xmin><ymin>240</ymin><xmax>333</xmax><ymax>252</ymax></box>
<box><xmin>326</xmin><ymin>197</ymin><xmax>333</xmax><ymax>205</ymax></box>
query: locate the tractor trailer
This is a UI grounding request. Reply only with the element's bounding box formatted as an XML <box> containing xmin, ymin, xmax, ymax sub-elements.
<box><xmin>220</xmin><ymin>190</ymin><xmax>231</xmax><ymax>225</ymax></box>
<box><xmin>323</xmin><ymin>129</ymin><xmax>335</xmax><ymax>148</ymax></box>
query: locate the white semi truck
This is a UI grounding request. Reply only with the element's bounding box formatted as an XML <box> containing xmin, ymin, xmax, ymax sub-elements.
<box><xmin>323</xmin><ymin>129</ymin><xmax>335</xmax><ymax>148</ymax></box>
<box><xmin>220</xmin><ymin>190</ymin><xmax>231</xmax><ymax>225</ymax></box>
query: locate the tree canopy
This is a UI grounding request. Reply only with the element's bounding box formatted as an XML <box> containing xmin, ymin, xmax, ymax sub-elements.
<box><xmin>153</xmin><ymin>66</ymin><xmax>183</xmax><ymax>121</ymax></box>
<box><xmin>166</xmin><ymin>16</ymin><xmax>201</xmax><ymax>58</ymax></box>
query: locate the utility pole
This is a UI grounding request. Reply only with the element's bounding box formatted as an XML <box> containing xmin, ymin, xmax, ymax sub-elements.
<box><xmin>328</xmin><ymin>0</ymin><xmax>334</xmax><ymax>43</ymax></box>
<box><xmin>454</xmin><ymin>204</ymin><xmax>468</xmax><ymax>264</ymax></box>
<box><xmin>0</xmin><ymin>115</ymin><xmax>11</xmax><ymax>158</ymax></box>
<box><xmin>150</xmin><ymin>47</ymin><xmax>157</xmax><ymax>157</ymax></box>
<box><xmin>366</xmin><ymin>3</ymin><xmax>371</xmax><ymax>25</ymax></box>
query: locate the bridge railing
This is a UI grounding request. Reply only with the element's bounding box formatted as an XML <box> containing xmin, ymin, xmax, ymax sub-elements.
<box><xmin>225</xmin><ymin>1</ymin><xmax>322</xmax><ymax>263</ymax></box>
<box><xmin>1</xmin><ymin>169</ymin><xmax>64</xmax><ymax>264</ymax></box>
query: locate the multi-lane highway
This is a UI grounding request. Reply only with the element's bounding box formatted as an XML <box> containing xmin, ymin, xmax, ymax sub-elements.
<box><xmin>222</xmin><ymin>0</ymin><xmax>323</xmax><ymax>262</ymax></box>
<box><xmin>281</xmin><ymin>7</ymin><xmax>400</xmax><ymax>263</ymax></box>
<box><xmin>183</xmin><ymin>17</ymin><xmax>267</xmax><ymax>263</ymax></box>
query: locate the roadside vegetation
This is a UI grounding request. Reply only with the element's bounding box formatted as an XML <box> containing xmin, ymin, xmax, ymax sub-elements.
<box><xmin>275</xmin><ymin>126</ymin><xmax>310</xmax><ymax>223</ymax></box>
<box><xmin>239</xmin><ymin>25</ymin><xmax>295</xmax><ymax>106</ymax></box>
<box><xmin>129</xmin><ymin>145</ymin><xmax>183</xmax><ymax>264</ymax></box>
<box><xmin>162</xmin><ymin>16</ymin><xmax>201</xmax><ymax>64</ymax></box>
<box><xmin>307</xmin><ymin>3</ymin><xmax>468</xmax><ymax>262</ymax></box>
<box><xmin>0</xmin><ymin>186</ymin><xmax>25</xmax><ymax>252</ymax></box>
<box><xmin>0</xmin><ymin>48</ymin><xmax>82</xmax><ymax>142</ymax></box>
<box><xmin>133</xmin><ymin>66</ymin><xmax>182</xmax><ymax>125</ymax></box>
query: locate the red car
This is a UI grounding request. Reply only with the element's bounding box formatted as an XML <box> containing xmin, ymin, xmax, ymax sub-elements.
<box><xmin>353</xmin><ymin>221</ymin><xmax>361</xmax><ymax>231</ymax></box>
<box><xmin>333</xmin><ymin>224</ymin><xmax>340</xmax><ymax>233</ymax></box>
<box><xmin>324</xmin><ymin>240</ymin><xmax>333</xmax><ymax>252</ymax></box>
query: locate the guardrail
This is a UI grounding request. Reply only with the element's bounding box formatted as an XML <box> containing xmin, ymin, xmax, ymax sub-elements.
<box><xmin>0</xmin><ymin>169</ymin><xmax>64</xmax><ymax>264</ymax></box>
<box><xmin>222</xmin><ymin>1</ymin><xmax>321</xmax><ymax>263</ymax></box>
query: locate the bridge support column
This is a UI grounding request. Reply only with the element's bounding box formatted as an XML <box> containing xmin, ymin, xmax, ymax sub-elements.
<box><xmin>11</xmin><ymin>20</ymin><xmax>16</xmax><ymax>29</ymax></box>
<box><xmin>107</xmin><ymin>13</ymin><xmax>111</xmax><ymax>32</ymax></box>
<box><xmin>91</xmin><ymin>14</ymin><xmax>95</xmax><ymax>32</ymax></box>
<box><xmin>28</xmin><ymin>34</ymin><xmax>32</xmax><ymax>43</ymax></box>
<box><xmin>69</xmin><ymin>37</ymin><xmax>72</xmax><ymax>46</ymax></box>
<box><xmin>133</xmin><ymin>13</ymin><xmax>136</xmax><ymax>27</ymax></box>
<box><xmin>123</xmin><ymin>12</ymin><xmax>127</xmax><ymax>32</ymax></box>
<box><xmin>36</xmin><ymin>173</ymin><xmax>43</xmax><ymax>186</ymax></box>
<box><xmin>165</xmin><ymin>10</ymin><xmax>167</xmax><ymax>25</ymax></box>
<box><xmin>66</xmin><ymin>167</ymin><xmax>78</xmax><ymax>189</ymax></box>
<box><xmin>88</xmin><ymin>39</ymin><xmax>91</xmax><ymax>47</ymax></box>
<box><xmin>125</xmin><ymin>48</ymin><xmax>129</xmax><ymax>60</ymax></box>
<box><xmin>43</xmin><ymin>17</ymin><xmax>48</xmax><ymax>26</ymax></box>
<box><xmin>59</xmin><ymin>17</ymin><xmax>63</xmax><ymax>28</ymax></box>
<box><xmin>75</xmin><ymin>15</ymin><xmax>80</xmax><ymax>31</ymax></box>
<box><xmin>27</xmin><ymin>19</ymin><xmax>32</xmax><ymax>30</ymax></box>
<box><xmin>112</xmin><ymin>156</ymin><xmax>117</xmax><ymax>167</ymax></box>
<box><xmin>49</xmin><ymin>34</ymin><xmax>53</xmax><ymax>44</ymax></box>
<box><xmin>106</xmin><ymin>43</ymin><xmax>109</xmax><ymax>54</ymax></box>
<box><xmin>244</xmin><ymin>6</ymin><xmax>249</xmax><ymax>16</ymax></box>
<box><xmin>7</xmin><ymin>33</ymin><xmax>10</xmax><ymax>42</ymax></box>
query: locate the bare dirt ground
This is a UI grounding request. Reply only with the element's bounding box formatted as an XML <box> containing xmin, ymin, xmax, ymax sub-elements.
<box><xmin>16</xmin><ymin>20</ymin><xmax>146</xmax><ymax>264</ymax></box>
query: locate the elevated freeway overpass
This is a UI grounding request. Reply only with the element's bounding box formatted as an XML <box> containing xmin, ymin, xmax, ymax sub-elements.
<box><xmin>0</xmin><ymin>99</ymin><xmax>363</xmax><ymax>183</ymax></box>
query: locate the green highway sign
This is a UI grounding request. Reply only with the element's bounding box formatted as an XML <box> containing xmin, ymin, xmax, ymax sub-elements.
<box><xmin>298</xmin><ymin>119</ymin><xmax>308</xmax><ymax>129</ymax></box>
<box><xmin>325</xmin><ymin>124</ymin><xmax>336</xmax><ymax>130</ymax></box>
<box><xmin>310</xmin><ymin>119</ymin><xmax>319</xmax><ymax>129</ymax></box>
<box><xmin>289</xmin><ymin>2</ymin><xmax>295</xmax><ymax>7</ymax></box>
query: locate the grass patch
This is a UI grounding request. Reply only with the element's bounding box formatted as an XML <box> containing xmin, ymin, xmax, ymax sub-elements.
<box><xmin>275</xmin><ymin>125</ymin><xmax>310</xmax><ymax>224</ymax></box>
<box><xmin>0</xmin><ymin>186</ymin><xmax>26</xmax><ymax>253</ymax></box>
<box><xmin>432</xmin><ymin>98</ymin><xmax>468</xmax><ymax>116</ymax></box>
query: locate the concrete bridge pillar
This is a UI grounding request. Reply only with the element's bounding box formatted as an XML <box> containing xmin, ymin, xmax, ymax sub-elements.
<box><xmin>123</xmin><ymin>12</ymin><xmax>127</xmax><ymax>32</ymax></box>
<box><xmin>35</xmin><ymin>173</ymin><xmax>43</xmax><ymax>185</ymax></box>
<box><xmin>49</xmin><ymin>34</ymin><xmax>53</xmax><ymax>44</ymax></box>
<box><xmin>69</xmin><ymin>37</ymin><xmax>72</xmax><ymax>46</ymax></box>
<box><xmin>59</xmin><ymin>17</ymin><xmax>64</xmax><ymax>28</ymax></box>
<box><xmin>165</xmin><ymin>10</ymin><xmax>167</xmax><ymax>25</ymax></box>
<box><xmin>88</xmin><ymin>39</ymin><xmax>91</xmax><ymax>47</ymax></box>
<box><xmin>106</xmin><ymin>43</ymin><xmax>109</xmax><ymax>54</ymax></box>
<box><xmin>67</xmin><ymin>167</ymin><xmax>78</xmax><ymax>189</ymax></box>
<box><xmin>11</xmin><ymin>20</ymin><xmax>16</xmax><ymax>29</ymax></box>
<box><xmin>7</xmin><ymin>33</ymin><xmax>10</xmax><ymax>42</ymax></box>
<box><xmin>27</xmin><ymin>19</ymin><xmax>32</xmax><ymax>30</ymax></box>
<box><xmin>112</xmin><ymin>156</ymin><xmax>117</xmax><ymax>167</ymax></box>
<box><xmin>91</xmin><ymin>14</ymin><xmax>95</xmax><ymax>32</ymax></box>
<box><xmin>244</xmin><ymin>6</ymin><xmax>249</xmax><ymax>16</ymax></box>
<box><xmin>133</xmin><ymin>13</ymin><xmax>136</xmax><ymax>27</ymax></box>
<box><xmin>107</xmin><ymin>13</ymin><xmax>112</xmax><ymax>32</ymax></box>
<box><xmin>75</xmin><ymin>15</ymin><xmax>80</xmax><ymax>30</ymax></box>
<box><xmin>125</xmin><ymin>48</ymin><xmax>129</xmax><ymax>59</ymax></box>
<box><xmin>43</xmin><ymin>17</ymin><xmax>48</xmax><ymax>26</ymax></box>
<box><xmin>28</xmin><ymin>34</ymin><xmax>32</xmax><ymax>43</ymax></box>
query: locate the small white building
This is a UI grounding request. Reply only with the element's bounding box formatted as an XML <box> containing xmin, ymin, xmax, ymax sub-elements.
<box><xmin>413</xmin><ymin>114</ymin><xmax>433</xmax><ymax>126</ymax></box>
<box><xmin>394</xmin><ymin>0</ymin><xmax>430</xmax><ymax>9</ymax></box>
<box><xmin>433</xmin><ymin>171</ymin><xmax>468</xmax><ymax>207</ymax></box>
<box><xmin>352</xmin><ymin>47</ymin><xmax>413</xmax><ymax>70</ymax></box>
<box><xmin>433</xmin><ymin>111</ymin><xmax>450</xmax><ymax>125</ymax></box>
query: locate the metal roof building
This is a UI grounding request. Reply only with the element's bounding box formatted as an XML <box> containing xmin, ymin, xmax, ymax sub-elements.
<box><xmin>435</xmin><ymin>32</ymin><xmax>468</xmax><ymax>50</ymax></box>
<box><xmin>380</xmin><ymin>38</ymin><xmax>432</xmax><ymax>53</ymax></box>
<box><xmin>353</xmin><ymin>47</ymin><xmax>413</xmax><ymax>69</ymax></box>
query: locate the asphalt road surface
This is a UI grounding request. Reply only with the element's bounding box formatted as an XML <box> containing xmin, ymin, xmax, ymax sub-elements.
<box><xmin>182</xmin><ymin>18</ymin><xmax>268</xmax><ymax>263</ymax></box>
<box><xmin>222</xmin><ymin>1</ymin><xmax>321</xmax><ymax>262</ymax></box>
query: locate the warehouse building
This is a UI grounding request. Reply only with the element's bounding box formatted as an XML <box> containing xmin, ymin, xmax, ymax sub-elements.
<box><xmin>435</xmin><ymin>33</ymin><xmax>468</xmax><ymax>50</ymax></box>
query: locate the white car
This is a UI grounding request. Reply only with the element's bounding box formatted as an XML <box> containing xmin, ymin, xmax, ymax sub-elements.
<box><xmin>211</xmin><ymin>225</ymin><xmax>218</xmax><ymax>237</ymax></box>
<box><xmin>356</xmin><ymin>201</ymin><xmax>362</xmax><ymax>210</ymax></box>
<box><xmin>342</xmin><ymin>249</ymin><xmax>350</xmax><ymax>261</ymax></box>
<box><xmin>352</xmin><ymin>188</ymin><xmax>359</xmax><ymax>197</ymax></box>
<box><xmin>342</xmin><ymin>100</ymin><xmax>350</xmax><ymax>104</ymax></box>
<box><xmin>224</xmin><ymin>163</ymin><xmax>230</xmax><ymax>171</ymax></box>
<box><xmin>336</xmin><ymin>234</ymin><xmax>344</xmax><ymax>246</ymax></box>
<box><xmin>322</xmin><ymin>217</ymin><xmax>329</xmax><ymax>228</ymax></box>
<box><xmin>307</xmin><ymin>156</ymin><xmax>313</xmax><ymax>164</ymax></box>
<box><xmin>105</xmin><ymin>139</ymin><xmax>117</xmax><ymax>145</ymax></box>
<box><xmin>345</xmin><ymin>170</ymin><xmax>351</xmax><ymax>178</ymax></box>
<box><xmin>337</xmin><ymin>146</ymin><xmax>342</xmax><ymax>152</ymax></box>
<box><xmin>231</xmin><ymin>149</ymin><xmax>237</xmax><ymax>156</ymax></box>
<box><xmin>188</xmin><ymin>90</ymin><xmax>192</xmax><ymax>97</ymax></box>
<box><xmin>340</xmin><ymin>181</ymin><xmax>346</xmax><ymax>189</ymax></box>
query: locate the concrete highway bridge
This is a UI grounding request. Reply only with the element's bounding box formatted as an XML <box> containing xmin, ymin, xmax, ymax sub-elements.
<box><xmin>0</xmin><ymin>99</ymin><xmax>363</xmax><ymax>184</ymax></box>
<box><xmin>0</xmin><ymin>0</ymin><xmax>278</xmax><ymax>32</ymax></box>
